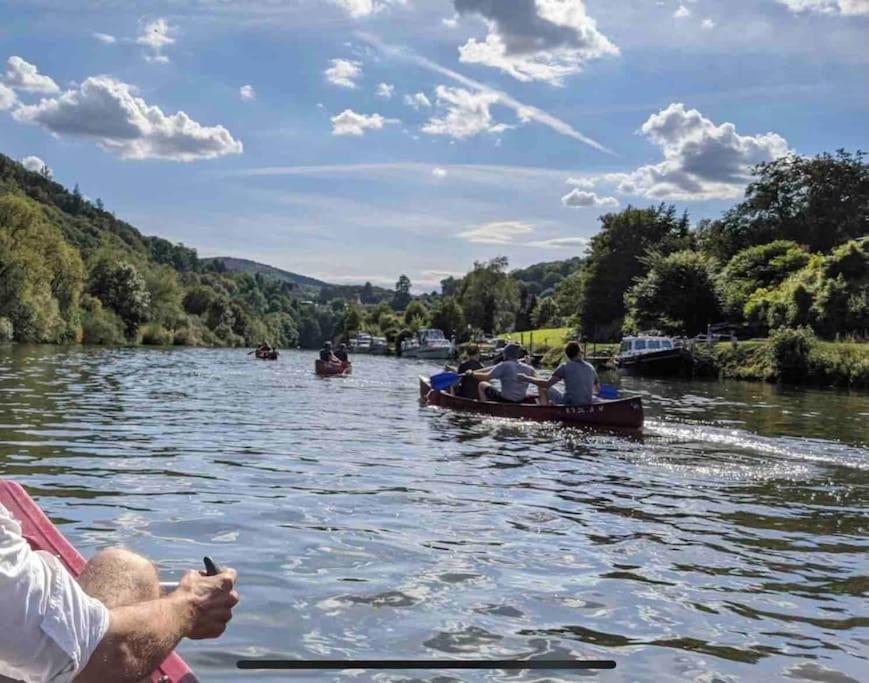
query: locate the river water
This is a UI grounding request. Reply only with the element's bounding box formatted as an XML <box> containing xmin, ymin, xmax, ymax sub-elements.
<box><xmin>0</xmin><ymin>345</ymin><xmax>867</xmax><ymax>682</ymax></box>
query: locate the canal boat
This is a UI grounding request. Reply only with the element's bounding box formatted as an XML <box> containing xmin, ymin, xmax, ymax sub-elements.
<box><xmin>0</xmin><ymin>479</ymin><xmax>197</xmax><ymax>683</ymax></box>
<box><xmin>418</xmin><ymin>376</ymin><xmax>643</xmax><ymax>430</ymax></box>
<box><xmin>402</xmin><ymin>329</ymin><xmax>454</xmax><ymax>360</ymax></box>
<box><xmin>315</xmin><ymin>359</ymin><xmax>352</xmax><ymax>376</ymax></box>
<box><xmin>614</xmin><ymin>332</ymin><xmax>687</xmax><ymax>375</ymax></box>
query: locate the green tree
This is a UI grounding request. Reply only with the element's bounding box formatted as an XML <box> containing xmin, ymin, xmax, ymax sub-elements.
<box><xmin>392</xmin><ymin>274</ymin><xmax>412</xmax><ymax>311</ymax></box>
<box><xmin>718</xmin><ymin>241</ymin><xmax>810</xmax><ymax>319</ymax></box>
<box><xmin>456</xmin><ymin>257</ymin><xmax>520</xmax><ymax>334</ymax></box>
<box><xmin>700</xmin><ymin>150</ymin><xmax>869</xmax><ymax>260</ymax></box>
<box><xmin>430</xmin><ymin>296</ymin><xmax>465</xmax><ymax>338</ymax></box>
<box><xmin>89</xmin><ymin>260</ymin><xmax>151</xmax><ymax>338</ymax></box>
<box><xmin>573</xmin><ymin>204</ymin><xmax>691</xmax><ymax>340</ymax></box>
<box><xmin>532</xmin><ymin>297</ymin><xmax>560</xmax><ymax>329</ymax></box>
<box><xmin>403</xmin><ymin>300</ymin><xmax>429</xmax><ymax>329</ymax></box>
<box><xmin>624</xmin><ymin>250</ymin><xmax>721</xmax><ymax>336</ymax></box>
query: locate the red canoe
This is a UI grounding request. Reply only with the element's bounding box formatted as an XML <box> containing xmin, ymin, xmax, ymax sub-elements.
<box><xmin>418</xmin><ymin>376</ymin><xmax>643</xmax><ymax>430</ymax></box>
<box><xmin>315</xmin><ymin>359</ymin><xmax>352</xmax><ymax>376</ymax></box>
<box><xmin>0</xmin><ymin>480</ymin><xmax>197</xmax><ymax>683</ymax></box>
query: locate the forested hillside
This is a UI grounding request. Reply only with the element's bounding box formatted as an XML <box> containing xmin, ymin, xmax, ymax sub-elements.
<box><xmin>0</xmin><ymin>153</ymin><xmax>366</xmax><ymax>349</ymax></box>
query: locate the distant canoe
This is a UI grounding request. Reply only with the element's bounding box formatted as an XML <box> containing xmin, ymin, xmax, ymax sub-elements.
<box><xmin>0</xmin><ymin>480</ymin><xmax>197</xmax><ymax>682</ymax></box>
<box><xmin>316</xmin><ymin>359</ymin><xmax>352</xmax><ymax>376</ymax></box>
<box><xmin>418</xmin><ymin>376</ymin><xmax>643</xmax><ymax>430</ymax></box>
<box><xmin>255</xmin><ymin>350</ymin><xmax>279</xmax><ymax>360</ymax></box>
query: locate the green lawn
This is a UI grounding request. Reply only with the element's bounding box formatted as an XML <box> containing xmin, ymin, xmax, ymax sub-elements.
<box><xmin>502</xmin><ymin>327</ymin><xmax>574</xmax><ymax>350</ymax></box>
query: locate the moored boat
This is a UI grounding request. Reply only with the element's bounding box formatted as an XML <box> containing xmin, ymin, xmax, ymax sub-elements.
<box><xmin>401</xmin><ymin>328</ymin><xmax>454</xmax><ymax>360</ymax></box>
<box><xmin>0</xmin><ymin>479</ymin><xmax>197</xmax><ymax>683</ymax></box>
<box><xmin>418</xmin><ymin>376</ymin><xmax>643</xmax><ymax>430</ymax></box>
<box><xmin>315</xmin><ymin>359</ymin><xmax>352</xmax><ymax>376</ymax></box>
<box><xmin>615</xmin><ymin>332</ymin><xmax>687</xmax><ymax>376</ymax></box>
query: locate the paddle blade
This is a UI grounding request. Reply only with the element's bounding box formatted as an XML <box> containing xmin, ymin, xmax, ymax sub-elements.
<box><xmin>598</xmin><ymin>383</ymin><xmax>619</xmax><ymax>399</ymax></box>
<box><xmin>430</xmin><ymin>371</ymin><xmax>462</xmax><ymax>391</ymax></box>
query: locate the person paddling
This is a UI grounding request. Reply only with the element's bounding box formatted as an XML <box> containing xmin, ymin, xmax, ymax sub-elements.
<box><xmin>468</xmin><ymin>342</ymin><xmax>536</xmax><ymax>403</ymax></box>
<box><xmin>319</xmin><ymin>341</ymin><xmax>340</xmax><ymax>364</ymax></box>
<box><xmin>334</xmin><ymin>343</ymin><xmax>349</xmax><ymax>364</ymax></box>
<box><xmin>520</xmin><ymin>340</ymin><xmax>600</xmax><ymax>406</ymax></box>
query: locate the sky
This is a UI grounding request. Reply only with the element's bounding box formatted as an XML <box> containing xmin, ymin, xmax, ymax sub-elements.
<box><xmin>0</xmin><ymin>0</ymin><xmax>867</xmax><ymax>292</ymax></box>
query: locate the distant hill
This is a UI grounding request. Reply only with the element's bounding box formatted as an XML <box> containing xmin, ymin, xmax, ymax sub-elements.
<box><xmin>202</xmin><ymin>257</ymin><xmax>329</xmax><ymax>291</ymax></box>
<box><xmin>511</xmin><ymin>257</ymin><xmax>583</xmax><ymax>297</ymax></box>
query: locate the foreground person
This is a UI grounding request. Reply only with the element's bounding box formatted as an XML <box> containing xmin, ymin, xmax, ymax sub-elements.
<box><xmin>469</xmin><ymin>343</ymin><xmax>536</xmax><ymax>403</ymax></box>
<box><xmin>0</xmin><ymin>503</ymin><xmax>238</xmax><ymax>683</ymax></box>
<box><xmin>452</xmin><ymin>346</ymin><xmax>484</xmax><ymax>399</ymax></box>
<box><xmin>520</xmin><ymin>340</ymin><xmax>600</xmax><ymax>406</ymax></box>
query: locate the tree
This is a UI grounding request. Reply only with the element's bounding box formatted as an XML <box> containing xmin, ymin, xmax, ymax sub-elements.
<box><xmin>532</xmin><ymin>297</ymin><xmax>560</xmax><ymax>329</ymax></box>
<box><xmin>89</xmin><ymin>260</ymin><xmax>151</xmax><ymax>338</ymax></box>
<box><xmin>95</xmin><ymin>198</ymin><xmax>104</xmax><ymax>211</ymax></box>
<box><xmin>574</xmin><ymin>204</ymin><xmax>692</xmax><ymax>340</ymax></box>
<box><xmin>360</xmin><ymin>281</ymin><xmax>376</xmax><ymax>304</ymax></box>
<box><xmin>624</xmin><ymin>250</ymin><xmax>721</xmax><ymax>336</ymax></box>
<box><xmin>700</xmin><ymin>150</ymin><xmax>869</xmax><ymax>260</ymax></box>
<box><xmin>430</xmin><ymin>296</ymin><xmax>465</xmax><ymax>338</ymax></box>
<box><xmin>456</xmin><ymin>257</ymin><xmax>520</xmax><ymax>334</ymax></box>
<box><xmin>717</xmin><ymin>241</ymin><xmax>810</xmax><ymax>319</ymax></box>
<box><xmin>403</xmin><ymin>300</ymin><xmax>429</xmax><ymax>329</ymax></box>
<box><xmin>392</xmin><ymin>274</ymin><xmax>412</xmax><ymax>311</ymax></box>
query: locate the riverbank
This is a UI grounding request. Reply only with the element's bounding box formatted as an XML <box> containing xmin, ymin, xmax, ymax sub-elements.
<box><xmin>534</xmin><ymin>335</ymin><xmax>868</xmax><ymax>390</ymax></box>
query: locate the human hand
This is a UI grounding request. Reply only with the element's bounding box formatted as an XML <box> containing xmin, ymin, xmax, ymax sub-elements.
<box><xmin>175</xmin><ymin>567</ymin><xmax>239</xmax><ymax>639</ymax></box>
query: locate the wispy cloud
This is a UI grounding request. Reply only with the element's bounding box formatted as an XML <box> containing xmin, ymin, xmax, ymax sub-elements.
<box><xmin>357</xmin><ymin>32</ymin><xmax>612</xmax><ymax>154</ymax></box>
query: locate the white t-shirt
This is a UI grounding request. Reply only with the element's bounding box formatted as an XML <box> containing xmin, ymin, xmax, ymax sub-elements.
<box><xmin>0</xmin><ymin>504</ymin><xmax>109</xmax><ymax>683</ymax></box>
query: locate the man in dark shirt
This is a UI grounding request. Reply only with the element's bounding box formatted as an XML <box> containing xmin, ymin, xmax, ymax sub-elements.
<box><xmin>455</xmin><ymin>346</ymin><xmax>484</xmax><ymax>399</ymax></box>
<box><xmin>319</xmin><ymin>341</ymin><xmax>338</xmax><ymax>363</ymax></box>
<box><xmin>334</xmin><ymin>343</ymin><xmax>349</xmax><ymax>363</ymax></box>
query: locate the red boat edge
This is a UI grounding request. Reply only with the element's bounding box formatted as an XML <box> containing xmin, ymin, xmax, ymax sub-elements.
<box><xmin>0</xmin><ymin>480</ymin><xmax>198</xmax><ymax>683</ymax></box>
<box><xmin>315</xmin><ymin>359</ymin><xmax>352</xmax><ymax>376</ymax></box>
<box><xmin>418</xmin><ymin>376</ymin><xmax>644</xmax><ymax>430</ymax></box>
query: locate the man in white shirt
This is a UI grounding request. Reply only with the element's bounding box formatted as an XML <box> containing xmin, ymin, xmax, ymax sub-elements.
<box><xmin>0</xmin><ymin>503</ymin><xmax>238</xmax><ymax>682</ymax></box>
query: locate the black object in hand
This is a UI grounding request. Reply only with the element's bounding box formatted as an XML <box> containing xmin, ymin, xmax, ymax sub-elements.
<box><xmin>203</xmin><ymin>556</ymin><xmax>221</xmax><ymax>576</ymax></box>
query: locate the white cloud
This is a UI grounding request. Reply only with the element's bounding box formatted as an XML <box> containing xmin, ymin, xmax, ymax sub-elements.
<box><xmin>561</xmin><ymin>188</ymin><xmax>619</xmax><ymax>208</ymax></box>
<box><xmin>674</xmin><ymin>5</ymin><xmax>691</xmax><ymax>18</ymax></box>
<box><xmin>565</xmin><ymin>176</ymin><xmax>595</xmax><ymax>189</ymax></box>
<box><xmin>453</xmin><ymin>0</ymin><xmax>618</xmax><ymax>84</ymax></box>
<box><xmin>331</xmin><ymin>109</ymin><xmax>392</xmax><ymax>136</ymax></box>
<box><xmin>93</xmin><ymin>32</ymin><xmax>117</xmax><ymax>44</ymax></box>
<box><xmin>701</xmin><ymin>18</ymin><xmax>716</xmax><ymax>29</ymax></box>
<box><xmin>458</xmin><ymin>220</ymin><xmax>534</xmax><ymax>244</ymax></box>
<box><xmin>442</xmin><ymin>15</ymin><xmax>460</xmax><ymax>28</ymax></box>
<box><xmin>330</xmin><ymin>0</ymin><xmax>405</xmax><ymax>18</ymax></box>
<box><xmin>603</xmin><ymin>102</ymin><xmax>790</xmax><ymax>200</ymax></box>
<box><xmin>432</xmin><ymin>167</ymin><xmax>447</xmax><ymax>177</ymax></box>
<box><xmin>403</xmin><ymin>92</ymin><xmax>431</xmax><ymax>109</ymax></box>
<box><xmin>13</xmin><ymin>76</ymin><xmax>243</xmax><ymax>162</ymax></box>
<box><xmin>3</xmin><ymin>56</ymin><xmax>59</xmax><ymax>94</ymax></box>
<box><xmin>136</xmin><ymin>18</ymin><xmax>175</xmax><ymax>63</ymax></box>
<box><xmin>777</xmin><ymin>0</ymin><xmax>869</xmax><ymax>15</ymax></box>
<box><xmin>359</xmin><ymin>33</ymin><xmax>609</xmax><ymax>152</ymax></box>
<box><xmin>20</xmin><ymin>155</ymin><xmax>47</xmax><ymax>173</ymax></box>
<box><xmin>422</xmin><ymin>86</ymin><xmax>507</xmax><ymax>139</ymax></box>
<box><xmin>325</xmin><ymin>59</ymin><xmax>362</xmax><ymax>88</ymax></box>
<box><xmin>526</xmin><ymin>236</ymin><xmax>590</xmax><ymax>249</ymax></box>
<box><xmin>376</xmin><ymin>82</ymin><xmax>394</xmax><ymax>98</ymax></box>
<box><xmin>0</xmin><ymin>83</ymin><xmax>16</xmax><ymax>110</ymax></box>
<box><xmin>240</xmin><ymin>84</ymin><xmax>256</xmax><ymax>100</ymax></box>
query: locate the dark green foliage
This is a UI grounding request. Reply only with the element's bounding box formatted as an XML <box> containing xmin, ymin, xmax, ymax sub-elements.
<box><xmin>511</xmin><ymin>257</ymin><xmax>582</xmax><ymax>297</ymax></box>
<box><xmin>532</xmin><ymin>297</ymin><xmax>560</xmax><ymax>329</ymax></box>
<box><xmin>89</xmin><ymin>260</ymin><xmax>151</xmax><ymax>338</ymax></box>
<box><xmin>573</xmin><ymin>204</ymin><xmax>692</xmax><ymax>340</ymax></box>
<box><xmin>455</xmin><ymin>257</ymin><xmax>520</xmax><ymax>334</ymax></box>
<box><xmin>430</xmin><ymin>296</ymin><xmax>465</xmax><ymax>338</ymax></box>
<box><xmin>768</xmin><ymin>327</ymin><xmax>815</xmax><ymax>383</ymax></box>
<box><xmin>700</xmin><ymin>150</ymin><xmax>869</xmax><ymax>260</ymax></box>
<box><xmin>392</xmin><ymin>274</ymin><xmax>412</xmax><ymax>311</ymax></box>
<box><xmin>624</xmin><ymin>250</ymin><xmax>721</xmax><ymax>336</ymax></box>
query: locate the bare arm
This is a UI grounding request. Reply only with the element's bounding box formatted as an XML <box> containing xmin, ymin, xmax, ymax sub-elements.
<box><xmin>518</xmin><ymin>373</ymin><xmax>559</xmax><ymax>389</ymax></box>
<box><xmin>76</xmin><ymin>569</ymin><xmax>238</xmax><ymax>683</ymax></box>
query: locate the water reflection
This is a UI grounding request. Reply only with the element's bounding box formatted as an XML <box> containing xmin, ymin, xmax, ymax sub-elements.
<box><xmin>0</xmin><ymin>345</ymin><xmax>866</xmax><ymax>682</ymax></box>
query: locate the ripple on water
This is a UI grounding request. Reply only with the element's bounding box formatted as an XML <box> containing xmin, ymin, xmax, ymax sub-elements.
<box><xmin>0</xmin><ymin>345</ymin><xmax>867</xmax><ymax>682</ymax></box>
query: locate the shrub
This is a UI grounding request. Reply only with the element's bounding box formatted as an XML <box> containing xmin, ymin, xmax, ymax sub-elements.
<box><xmin>140</xmin><ymin>322</ymin><xmax>173</xmax><ymax>346</ymax></box>
<box><xmin>768</xmin><ymin>326</ymin><xmax>815</xmax><ymax>383</ymax></box>
<box><xmin>80</xmin><ymin>295</ymin><xmax>125</xmax><ymax>345</ymax></box>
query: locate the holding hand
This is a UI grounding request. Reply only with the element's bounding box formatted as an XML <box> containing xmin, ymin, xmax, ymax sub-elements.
<box><xmin>174</xmin><ymin>567</ymin><xmax>239</xmax><ymax>639</ymax></box>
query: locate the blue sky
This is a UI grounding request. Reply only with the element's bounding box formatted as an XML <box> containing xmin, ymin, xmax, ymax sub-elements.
<box><xmin>1</xmin><ymin>0</ymin><xmax>867</xmax><ymax>292</ymax></box>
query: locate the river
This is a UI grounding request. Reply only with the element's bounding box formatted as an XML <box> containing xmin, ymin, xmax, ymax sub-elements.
<box><xmin>0</xmin><ymin>345</ymin><xmax>866</xmax><ymax>682</ymax></box>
